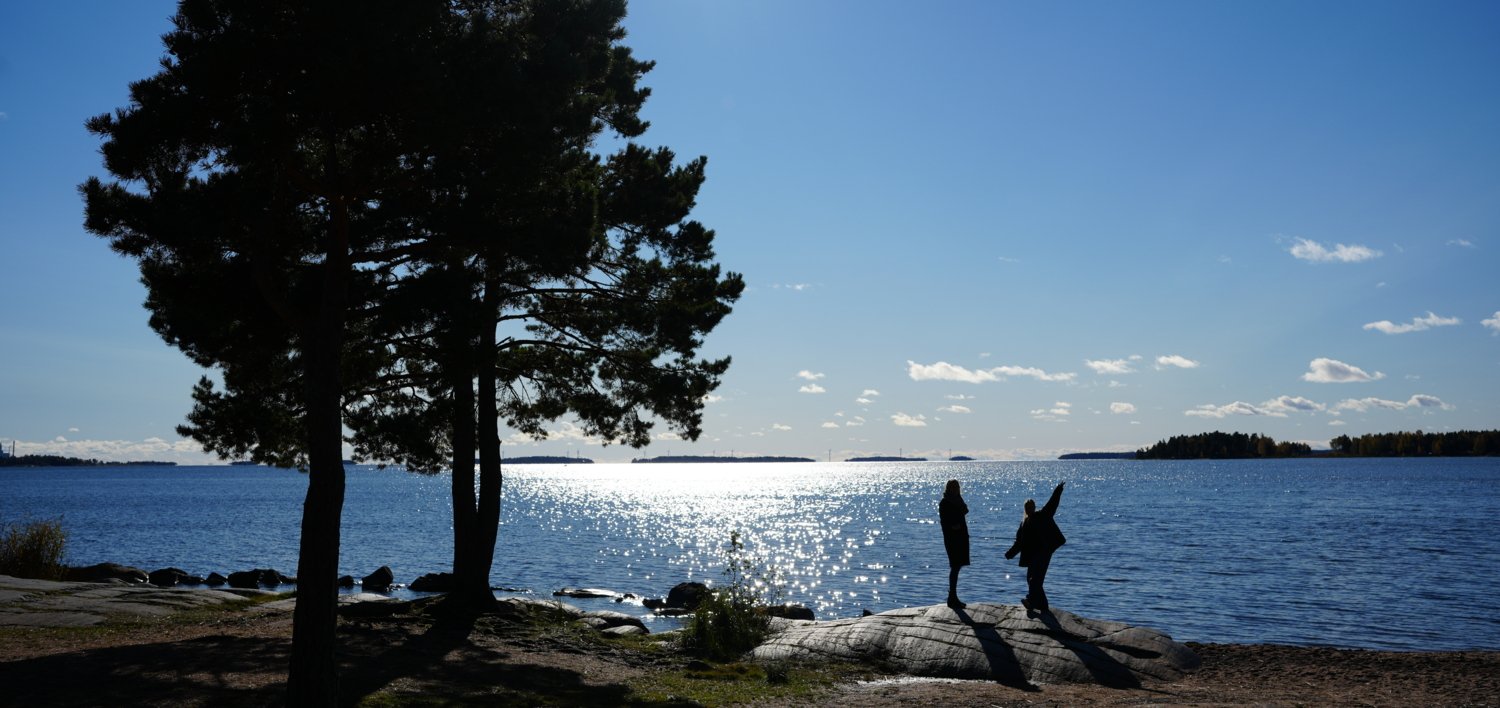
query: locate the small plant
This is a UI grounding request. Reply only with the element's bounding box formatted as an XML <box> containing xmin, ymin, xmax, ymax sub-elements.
<box><xmin>684</xmin><ymin>531</ymin><xmax>782</xmax><ymax>660</ymax></box>
<box><xmin>0</xmin><ymin>518</ymin><xmax>68</xmax><ymax>580</ymax></box>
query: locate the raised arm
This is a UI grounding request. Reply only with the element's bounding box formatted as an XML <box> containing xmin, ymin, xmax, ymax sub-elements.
<box><xmin>1041</xmin><ymin>481</ymin><xmax>1065</xmax><ymax>516</ymax></box>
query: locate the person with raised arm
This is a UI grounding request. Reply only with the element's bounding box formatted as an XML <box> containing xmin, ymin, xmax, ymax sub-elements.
<box><xmin>1005</xmin><ymin>481</ymin><xmax>1066</xmax><ymax>613</ymax></box>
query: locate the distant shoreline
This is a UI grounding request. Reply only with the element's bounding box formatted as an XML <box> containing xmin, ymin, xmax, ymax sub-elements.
<box><xmin>0</xmin><ymin>455</ymin><xmax>176</xmax><ymax>468</ymax></box>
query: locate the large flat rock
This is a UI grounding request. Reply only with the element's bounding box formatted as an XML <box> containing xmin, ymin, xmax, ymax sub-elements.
<box><xmin>751</xmin><ymin>602</ymin><xmax>1199</xmax><ymax>688</ymax></box>
<box><xmin>0</xmin><ymin>574</ymin><xmax>272</xmax><ymax>627</ymax></box>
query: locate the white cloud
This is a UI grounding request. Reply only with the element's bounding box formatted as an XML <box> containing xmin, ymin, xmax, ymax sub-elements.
<box><xmin>1263</xmin><ymin>395</ymin><xmax>1326</xmax><ymax>414</ymax></box>
<box><xmin>1447</xmin><ymin>239</ymin><xmax>1475</xmax><ymax>248</ymax></box>
<box><xmin>892</xmin><ymin>413</ymin><xmax>928</xmax><ymax>427</ymax></box>
<box><xmin>14</xmin><ymin>436</ymin><xmax>216</xmax><ymax>464</ymax></box>
<box><xmin>938</xmin><ymin>405</ymin><xmax>971</xmax><ymax>414</ymax></box>
<box><xmin>854</xmin><ymin>397</ymin><xmax>873</xmax><ymax>405</ymax></box>
<box><xmin>821</xmin><ymin>422</ymin><xmax>841</xmax><ymax>429</ymax></box>
<box><xmin>1155</xmin><ymin>355</ymin><xmax>1200</xmax><ymax>370</ymax></box>
<box><xmin>1109</xmin><ymin>402</ymin><xmax>1136</xmax><ymax>414</ymax></box>
<box><xmin>1289</xmin><ymin>237</ymin><xmax>1382</xmax><ymax>263</ymax></box>
<box><xmin>1185</xmin><ymin>395</ymin><xmax>1331</xmax><ymax>419</ymax></box>
<box><xmin>907</xmin><ymin>360</ymin><xmax>1075</xmax><ymax>384</ymax></box>
<box><xmin>908</xmin><ymin>361</ymin><xmax>997</xmax><ymax>383</ymax></box>
<box><xmin>862</xmin><ymin>389</ymin><xmax>880</xmax><ymax>397</ymax></box>
<box><xmin>798</xmin><ymin>384</ymin><xmax>826</xmax><ymax>394</ymax></box>
<box><xmin>1483</xmin><ymin>311</ymin><xmax>1500</xmax><ymax>335</ymax></box>
<box><xmin>701</xmin><ymin>394</ymin><xmax>723</xmax><ymax>404</ymax></box>
<box><xmin>771</xmin><ymin>423</ymin><xmax>792</xmax><ymax>431</ymax></box>
<box><xmin>1329</xmin><ymin>419</ymin><xmax>1347</xmax><ymax>426</ymax></box>
<box><xmin>797</xmin><ymin>370</ymin><xmax>825</xmax><ymax>381</ymax></box>
<box><xmin>846</xmin><ymin>416</ymin><xmax>866</xmax><ymax>427</ymax></box>
<box><xmin>1085</xmin><ymin>358</ymin><xmax>1135</xmax><ymax>375</ymax></box>
<box><xmin>945</xmin><ymin>394</ymin><xmax>975</xmax><ymax>400</ymax></box>
<box><xmin>1363</xmin><ymin>312</ymin><xmax>1461</xmax><ymax>335</ymax></box>
<box><xmin>1031</xmin><ymin>402</ymin><xmax>1072</xmax><ymax>422</ymax></box>
<box><xmin>1333</xmin><ymin>394</ymin><xmax>1453</xmax><ymax>413</ymax></box>
<box><xmin>775</xmin><ymin>283</ymin><xmax>812</xmax><ymax>291</ymax></box>
<box><xmin>1302</xmin><ymin>357</ymin><xmax>1384</xmax><ymax>383</ymax></box>
<box><xmin>1185</xmin><ymin>401</ymin><xmax>1277</xmax><ymax>419</ymax></box>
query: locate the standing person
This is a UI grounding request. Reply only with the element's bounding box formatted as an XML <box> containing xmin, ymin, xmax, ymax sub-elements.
<box><xmin>1004</xmin><ymin>481</ymin><xmax>1066</xmax><ymax>613</ymax></box>
<box><xmin>939</xmin><ymin>479</ymin><xmax>970</xmax><ymax>608</ymax></box>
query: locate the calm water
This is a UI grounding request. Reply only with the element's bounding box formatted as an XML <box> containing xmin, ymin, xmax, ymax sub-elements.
<box><xmin>2</xmin><ymin>458</ymin><xmax>1497</xmax><ymax>651</ymax></box>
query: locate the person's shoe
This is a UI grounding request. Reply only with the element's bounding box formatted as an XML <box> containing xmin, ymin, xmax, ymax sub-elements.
<box><xmin>946</xmin><ymin>595</ymin><xmax>966</xmax><ymax>609</ymax></box>
<box><xmin>1020</xmin><ymin>597</ymin><xmax>1033</xmax><ymax>612</ymax></box>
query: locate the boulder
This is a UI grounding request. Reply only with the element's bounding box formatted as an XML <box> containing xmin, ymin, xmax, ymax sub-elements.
<box><xmin>644</xmin><ymin>581</ymin><xmax>709</xmax><ymax>612</ymax></box>
<box><xmin>227</xmin><ymin>568</ymin><xmax>292</xmax><ymax>589</ymax></box>
<box><xmin>760</xmin><ymin>603</ymin><xmax>815</xmax><ymax>621</ymax></box>
<box><xmin>148</xmin><ymin>568</ymin><xmax>197</xmax><ymax>587</ymax></box>
<box><xmin>361</xmin><ymin>566</ymin><xmax>395</xmax><ymax>592</ymax></box>
<box><xmin>337</xmin><ymin>575</ymin><xmax>356</xmax><ymax>589</ymax></box>
<box><xmin>409</xmin><ymin>573</ymin><xmax>455</xmax><ymax>593</ymax></box>
<box><xmin>63</xmin><ymin>563</ymin><xmax>148</xmax><ymax>584</ymax></box>
<box><xmin>205</xmin><ymin>572</ymin><xmax>228</xmax><ymax>587</ymax></box>
<box><xmin>580</xmin><ymin>610</ymin><xmax>648</xmax><ymax>633</ymax></box>
<box><xmin>751</xmin><ymin>603</ymin><xmax>1199</xmax><ymax>688</ymax></box>
<box><xmin>554</xmin><ymin>587</ymin><xmax>619</xmax><ymax>599</ymax></box>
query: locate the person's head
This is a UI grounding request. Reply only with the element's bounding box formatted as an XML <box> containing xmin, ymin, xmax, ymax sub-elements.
<box><xmin>945</xmin><ymin>479</ymin><xmax>961</xmax><ymax>496</ymax></box>
<box><xmin>1023</xmin><ymin>498</ymin><xmax>1036</xmax><ymax>517</ymax></box>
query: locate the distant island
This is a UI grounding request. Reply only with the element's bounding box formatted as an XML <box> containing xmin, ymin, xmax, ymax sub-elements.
<box><xmin>845</xmin><ymin>456</ymin><xmax>928</xmax><ymax>462</ymax></box>
<box><xmin>1136</xmin><ymin>429</ymin><xmax>1500</xmax><ymax>459</ymax></box>
<box><xmin>632</xmin><ymin>455</ymin><xmax>815</xmax><ymax>463</ymax></box>
<box><xmin>0</xmin><ymin>454</ymin><xmax>177</xmax><ymax>468</ymax></box>
<box><xmin>949</xmin><ymin>455</ymin><xmax>975</xmax><ymax>461</ymax></box>
<box><xmin>1136</xmin><ymin>432</ymin><xmax>1311</xmax><ymax>459</ymax></box>
<box><xmin>505</xmin><ymin>456</ymin><xmax>594</xmax><ymax>464</ymax></box>
<box><xmin>1058</xmin><ymin>452</ymin><xmax>1138</xmax><ymax>460</ymax></box>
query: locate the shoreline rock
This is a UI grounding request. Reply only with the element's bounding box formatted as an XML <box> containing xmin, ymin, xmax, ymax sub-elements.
<box><xmin>751</xmin><ymin>603</ymin><xmax>1199</xmax><ymax>688</ymax></box>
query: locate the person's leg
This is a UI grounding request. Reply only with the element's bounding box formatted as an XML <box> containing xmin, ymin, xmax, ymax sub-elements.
<box><xmin>947</xmin><ymin>566</ymin><xmax>964</xmax><ymax>607</ymax></box>
<box><xmin>1030</xmin><ymin>553</ymin><xmax>1052</xmax><ymax>611</ymax></box>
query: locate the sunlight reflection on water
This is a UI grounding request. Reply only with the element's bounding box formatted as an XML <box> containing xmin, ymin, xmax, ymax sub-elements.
<box><xmin>4</xmin><ymin>458</ymin><xmax>1497</xmax><ymax>650</ymax></box>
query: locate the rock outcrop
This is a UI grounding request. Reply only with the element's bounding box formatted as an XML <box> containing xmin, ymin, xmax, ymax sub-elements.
<box><xmin>643</xmin><ymin>581</ymin><xmax>708</xmax><ymax>614</ymax></box>
<box><xmin>410</xmin><ymin>572</ymin><xmax>455</xmax><ymax>593</ymax></box>
<box><xmin>227</xmin><ymin>568</ymin><xmax>293</xmax><ymax>589</ymax></box>
<box><xmin>63</xmin><ymin>563</ymin><xmax>148</xmax><ymax>584</ymax></box>
<box><xmin>751</xmin><ymin>603</ymin><xmax>1199</xmax><ymax>688</ymax></box>
<box><xmin>361</xmin><ymin>566</ymin><xmax>395</xmax><ymax>592</ymax></box>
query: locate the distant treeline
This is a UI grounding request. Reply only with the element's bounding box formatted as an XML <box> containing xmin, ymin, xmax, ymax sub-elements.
<box><xmin>503</xmin><ymin>456</ymin><xmax>594</xmax><ymax>464</ymax></box>
<box><xmin>1329</xmin><ymin>430</ymin><xmax>1500</xmax><ymax>457</ymax></box>
<box><xmin>0</xmin><ymin>455</ymin><xmax>177</xmax><ymax>467</ymax></box>
<box><xmin>1136</xmin><ymin>432</ymin><xmax>1311</xmax><ymax>459</ymax></box>
<box><xmin>632</xmin><ymin>455</ymin><xmax>816</xmax><ymax>463</ymax></box>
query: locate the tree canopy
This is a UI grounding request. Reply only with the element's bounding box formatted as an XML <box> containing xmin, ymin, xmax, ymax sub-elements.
<box><xmin>82</xmin><ymin>0</ymin><xmax>741</xmax><ymax>702</ymax></box>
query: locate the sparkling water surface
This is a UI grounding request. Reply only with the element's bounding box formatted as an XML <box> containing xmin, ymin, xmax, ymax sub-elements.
<box><xmin>3</xmin><ymin>458</ymin><xmax>1497</xmax><ymax>650</ymax></box>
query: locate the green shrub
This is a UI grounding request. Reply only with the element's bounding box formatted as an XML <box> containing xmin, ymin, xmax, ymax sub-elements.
<box><xmin>0</xmin><ymin>518</ymin><xmax>68</xmax><ymax>580</ymax></box>
<box><xmin>684</xmin><ymin>531</ymin><xmax>782</xmax><ymax>660</ymax></box>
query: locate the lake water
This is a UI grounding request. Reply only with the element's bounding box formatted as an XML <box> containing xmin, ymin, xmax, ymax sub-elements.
<box><xmin>3</xmin><ymin>458</ymin><xmax>1497</xmax><ymax>651</ymax></box>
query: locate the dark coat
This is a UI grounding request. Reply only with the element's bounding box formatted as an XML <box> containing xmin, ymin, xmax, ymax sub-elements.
<box><xmin>939</xmin><ymin>494</ymin><xmax>970</xmax><ymax>567</ymax></box>
<box><xmin>1005</xmin><ymin>483</ymin><xmax>1065</xmax><ymax>567</ymax></box>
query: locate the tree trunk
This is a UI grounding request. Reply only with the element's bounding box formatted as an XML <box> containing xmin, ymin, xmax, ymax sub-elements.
<box><xmin>449</xmin><ymin>360</ymin><xmax>479</xmax><ymax>601</ymax></box>
<box><xmin>286</xmin><ymin>200</ymin><xmax>350</xmax><ymax>706</ymax></box>
<box><xmin>469</xmin><ymin>285</ymin><xmax>502</xmax><ymax>609</ymax></box>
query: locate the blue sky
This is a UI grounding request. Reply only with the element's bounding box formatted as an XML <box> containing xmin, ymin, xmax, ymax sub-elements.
<box><xmin>2</xmin><ymin>1</ymin><xmax>1497</xmax><ymax>464</ymax></box>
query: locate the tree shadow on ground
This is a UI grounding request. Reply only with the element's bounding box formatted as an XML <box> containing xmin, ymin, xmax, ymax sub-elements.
<box><xmin>334</xmin><ymin>610</ymin><xmax>685</xmax><ymax>707</ymax></box>
<box><xmin>0</xmin><ymin>614</ymin><xmax>684</xmax><ymax>708</ymax></box>
<box><xmin>0</xmin><ymin>634</ymin><xmax>288</xmax><ymax>707</ymax></box>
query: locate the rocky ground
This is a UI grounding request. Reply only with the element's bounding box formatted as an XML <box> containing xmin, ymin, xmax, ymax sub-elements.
<box><xmin>1</xmin><ymin>576</ymin><xmax>1496</xmax><ymax>707</ymax></box>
